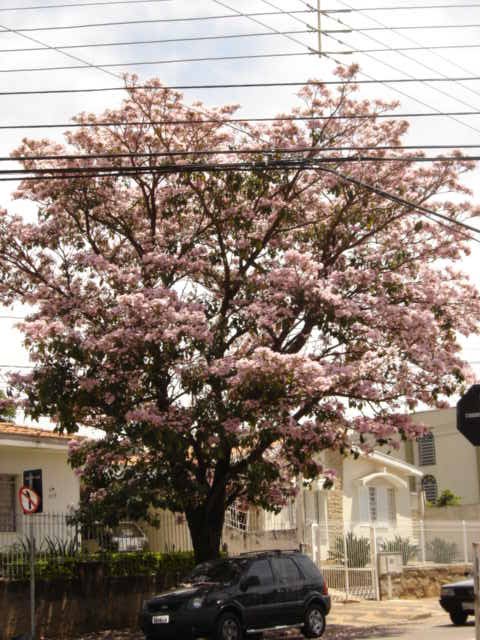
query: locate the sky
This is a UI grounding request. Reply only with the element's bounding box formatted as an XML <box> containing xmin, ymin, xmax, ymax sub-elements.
<box><xmin>1</xmin><ymin>0</ymin><xmax>480</xmax><ymax>425</ymax></box>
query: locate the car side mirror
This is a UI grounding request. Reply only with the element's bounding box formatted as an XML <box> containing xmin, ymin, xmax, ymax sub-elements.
<box><xmin>241</xmin><ymin>575</ymin><xmax>261</xmax><ymax>591</ymax></box>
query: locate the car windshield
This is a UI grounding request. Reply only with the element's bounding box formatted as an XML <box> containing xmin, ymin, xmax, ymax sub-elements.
<box><xmin>185</xmin><ymin>559</ymin><xmax>245</xmax><ymax>585</ymax></box>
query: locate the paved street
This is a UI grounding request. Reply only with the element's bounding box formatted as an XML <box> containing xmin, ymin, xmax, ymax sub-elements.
<box><xmin>69</xmin><ymin>598</ymin><xmax>478</xmax><ymax>640</ymax></box>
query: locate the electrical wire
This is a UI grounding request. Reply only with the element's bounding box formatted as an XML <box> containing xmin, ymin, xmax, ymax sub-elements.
<box><xmin>344</xmin><ymin>23</ymin><xmax>480</xmax><ymax>31</ymax></box>
<box><xmin>2</xmin><ymin>77</ymin><xmax>480</xmax><ymax>97</ymax></box>
<box><xmin>328</xmin><ymin>2</ymin><xmax>480</xmax><ymax>9</ymax></box>
<box><xmin>6</xmin><ymin>110</ymin><xmax>480</xmax><ymax>130</ymax></box>
<box><xmin>0</xmin><ymin>10</ymin><xmax>314</xmax><ymax>33</ymax></box>
<box><xmin>334</xmin><ymin>0</ymin><xmax>480</xmax><ymax>112</ymax></box>
<box><xmin>0</xmin><ymin>29</ymin><xmax>315</xmax><ymax>53</ymax></box>
<box><xmin>0</xmin><ymin>0</ymin><xmax>172</xmax><ymax>11</ymax></box>
<box><xmin>317</xmin><ymin>165</ymin><xmax>480</xmax><ymax>239</ymax></box>
<box><xmin>211</xmin><ymin>0</ymin><xmax>318</xmax><ymax>53</ymax></box>
<box><xmin>1</xmin><ymin>155</ymin><xmax>480</xmax><ymax>180</ymax></box>
<box><xmin>329</xmin><ymin>44</ymin><xmax>480</xmax><ymax>54</ymax></box>
<box><xmin>8</xmin><ymin>144</ymin><xmax>480</xmax><ymax>163</ymax></box>
<box><xmin>0</xmin><ymin>51</ymin><xmax>315</xmax><ymax>73</ymax></box>
<box><xmin>259</xmin><ymin>0</ymin><xmax>480</xmax><ymax>137</ymax></box>
<box><xmin>0</xmin><ymin>19</ymin><xmax>121</xmax><ymax>80</ymax></box>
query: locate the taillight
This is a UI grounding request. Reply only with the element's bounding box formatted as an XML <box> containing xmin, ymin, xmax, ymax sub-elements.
<box><xmin>322</xmin><ymin>580</ymin><xmax>328</xmax><ymax>595</ymax></box>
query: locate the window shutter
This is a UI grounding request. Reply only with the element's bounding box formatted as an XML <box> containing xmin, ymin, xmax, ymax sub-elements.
<box><xmin>358</xmin><ymin>486</ymin><xmax>369</xmax><ymax>523</ymax></box>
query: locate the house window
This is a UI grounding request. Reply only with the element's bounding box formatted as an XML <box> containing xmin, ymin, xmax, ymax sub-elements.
<box><xmin>367</xmin><ymin>486</ymin><xmax>396</xmax><ymax>524</ymax></box>
<box><xmin>0</xmin><ymin>475</ymin><xmax>16</xmax><ymax>532</ymax></box>
<box><xmin>422</xmin><ymin>475</ymin><xmax>438</xmax><ymax>504</ymax></box>
<box><xmin>368</xmin><ymin>487</ymin><xmax>378</xmax><ymax>522</ymax></box>
<box><xmin>387</xmin><ymin>488</ymin><xmax>397</xmax><ymax>524</ymax></box>
<box><xmin>418</xmin><ymin>432</ymin><xmax>436</xmax><ymax>466</ymax></box>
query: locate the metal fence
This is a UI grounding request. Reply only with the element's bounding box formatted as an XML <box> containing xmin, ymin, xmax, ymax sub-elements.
<box><xmin>0</xmin><ymin>513</ymin><xmax>134</xmax><ymax>580</ymax></box>
<box><xmin>305</xmin><ymin>519</ymin><xmax>480</xmax><ymax>601</ymax></box>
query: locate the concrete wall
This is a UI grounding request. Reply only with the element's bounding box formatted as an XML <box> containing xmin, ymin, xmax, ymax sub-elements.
<box><xmin>425</xmin><ymin>504</ymin><xmax>480</xmax><ymax>521</ymax></box>
<box><xmin>0</xmin><ymin>563</ymin><xmax>179</xmax><ymax>640</ymax></box>
<box><xmin>379</xmin><ymin>564</ymin><xmax>471</xmax><ymax>599</ymax></box>
<box><xmin>410</xmin><ymin>408</ymin><xmax>480</xmax><ymax>505</ymax></box>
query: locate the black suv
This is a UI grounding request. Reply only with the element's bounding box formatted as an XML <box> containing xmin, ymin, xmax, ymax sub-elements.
<box><xmin>140</xmin><ymin>550</ymin><xmax>331</xmax><ymax>640</ymax></box>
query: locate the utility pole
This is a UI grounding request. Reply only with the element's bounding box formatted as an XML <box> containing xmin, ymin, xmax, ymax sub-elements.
<box><xmin>474</xmin><ymin>542</ymin><xmax>480</xmax><ymax>640</ymax></box>
<box><xmin>317</xmin><ymin>0</ymin><xmax>322</xmax><ymax>57</ymax></box>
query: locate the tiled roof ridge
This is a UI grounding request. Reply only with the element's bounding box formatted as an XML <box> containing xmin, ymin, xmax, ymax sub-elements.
<box><xmin>0</xmin><ymin>421</ymin><xmax>84</xmax><ymax>441</ymax></box>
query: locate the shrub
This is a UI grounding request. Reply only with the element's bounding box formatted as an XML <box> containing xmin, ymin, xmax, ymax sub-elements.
<box><xmin>380</xmin><ymin>536</ymin><xmax>417</xmax><ymax>565</ymax></box>
<box><xmin>329</xmin><ymin>532</ymin><xmax>371</xmax><ymax>568</ymax></box>
<box><xmin>435</xmin><ymin>490</ymin><xmax>461</xmax><ymax>507</ymax></box>
<box><xmin>426</xmin><ymin>537</ymin><xmax>459</xmax><ymax>564</ymax></box>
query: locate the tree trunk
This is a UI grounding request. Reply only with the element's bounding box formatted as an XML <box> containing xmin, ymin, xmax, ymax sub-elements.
<box><xmin>186</xmin><ymin>496</ymin><xmax>226</xmax><ymax>564</ymax></box>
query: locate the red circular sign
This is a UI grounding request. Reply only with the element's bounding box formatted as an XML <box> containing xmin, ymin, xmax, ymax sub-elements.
<box><xmin>18</xmin><ymin>485</ymin><xmax>41</xmax><ymax>514</ymax></box>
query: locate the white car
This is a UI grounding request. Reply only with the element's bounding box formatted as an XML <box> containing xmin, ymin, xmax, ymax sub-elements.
<box><xmin>111</xmin><ymin>521</ymin><xmax>148</xmax><ymax>552</ymax></box>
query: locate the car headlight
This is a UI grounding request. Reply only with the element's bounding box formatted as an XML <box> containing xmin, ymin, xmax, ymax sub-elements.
<box><xmin>188</xmin><ymin>596</ymin><xmax>205</xmax><ymax>609</ymax></box>
<box><xmin>441</xmin><ymin>587</ymin><xmax>455</xmax><ymax>597</ymax></box>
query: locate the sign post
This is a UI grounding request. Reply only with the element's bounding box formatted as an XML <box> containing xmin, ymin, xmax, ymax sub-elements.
<box><xmin>458</xmin><ymin>390</ymin><xmax>480</xmax><ymax>639</ymax></box>
<box><xmin>473</xmin><ymin>543</ymin><xmax>480</xmax><ymax>640</ymax></box>
<box><xmin>19</xmin><ymin>484</ymin><xmax>40</xmax><ymax>640</ymax></box>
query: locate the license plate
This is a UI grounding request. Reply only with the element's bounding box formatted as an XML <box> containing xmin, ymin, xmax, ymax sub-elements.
<box><xmin>152</xmin><ymin>615</ymin><xmax>170</xmax><ymax>624</ymax></box>
<box><xmin>462</xmin><ymin>602</ymin><xmax>473</xmax><ymax>611</ymax></box>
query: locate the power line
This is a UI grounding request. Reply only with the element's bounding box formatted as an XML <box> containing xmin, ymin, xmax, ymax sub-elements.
<box><xmin>2</xmin><ymin>77</ymin><xmax>480</xmax><ymax>97</ymax></box>
<box><xmin>331</xmin><ymin>3</ymin><xmax>480</xmax><ymax>9</ymax></box>
<box><xmin>331</xmin><ymin>44</ymin><xmax>480</xmax><ymax>54</ymax></box>
<box><xmin>6</xmin><ymin>110</ymin><xmax>480</xmax><ymax>130</ymax></box>
<box><xmin>334</xmin><ymin>0</ymin><xmax>480</xmax><ymax>115</ymax></box>
<box><xmin>0</xmin><ymin>16</ymin><xmax>121</xmax><ymax>81</ymax></box>
<box><xmin>259</xmin><ymin>0</ymin><xmax>480</xmax><ymax>138</ymax></box>
<box><xmin>0</xmin><ymin>29</ymin><xmax>314</xmax><ymax>53</ymax></box>
<box><xmin>343</xmin><ymin>23</ymin><xmax>480</xmax><ymax>31</ymax></box>
<box><xmin>321</xmin><ymin>10</ymin><xmax>480</xmax><ymax>137</ymax></box>
<box><xmin>0</xmin><ymin>0</ymin><xmax>172</xmax><ymax>11</ymax></box>
<box><xmin>317</xmin><ymin>165</ymin><xmax>480</xmax><ymax>239</ymax></box>
<box><xmin>1</xmin><ymin>156</ymin><xmax>480</xmax><ymax>181</ymax></box>
<box><xmin>0</xmin><ymin>51</ymin><xmax>315</xmax><ymax>74</ymax></box>
<box><xmin>8</xmin><ymin>144</ymin><xmax>480</xmax><ymax>163</ymax></box>
<box><xmin>0</xmin><ymin>10</ymin><xmax>314</xmax><ymax>33</ymax></box>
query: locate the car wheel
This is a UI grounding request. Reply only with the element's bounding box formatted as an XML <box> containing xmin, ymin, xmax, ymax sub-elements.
<box><xmin>302</xmin><ymin>603</ymin><xmax>326</xmax><ymax>638</ymax></box>
<box><xmin>216</xmin><ymin>612</ymin><xmax>244</xmax><ymax>640</ymax></box>
<box><xmin>449</xmin><ymin>610</ymin><xmax>468</xmax><ymax>625</ymax></box>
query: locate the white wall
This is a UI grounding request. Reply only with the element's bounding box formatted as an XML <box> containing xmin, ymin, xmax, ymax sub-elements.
<box><xmin>410</xmin><ymin>408</ymin><xmax>480</xmax><ymax>505</ymax></box>
<box><xmin>342</xmin><ymin>456</ymin><xmax>414</xmax><ymax>535</ymax></box>
<box><xmin>0</xmin><ymin>444</ymin><xmax>80</xmax><ymax>515</ymax></box>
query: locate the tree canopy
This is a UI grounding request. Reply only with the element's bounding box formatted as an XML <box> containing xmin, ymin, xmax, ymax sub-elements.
<box><xmin>1</xmin><ymin>67</ymin><xmax>479</xmax><ymax>561</ymax></box>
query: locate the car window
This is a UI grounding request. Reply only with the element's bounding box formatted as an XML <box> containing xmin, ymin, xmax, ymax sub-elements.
<box><xmin>273</xmin><ymin>556</ymin><xmax>302</xmax><ymax>583</ymax></box>
<box><xmin>295</xmin><ymin>555</ymin><xmax>322</xmax><ymax>581</ymax></box>
<box><xmin>187</xmin><ymin>559</ymin><xmax>246</xmax><ymax>584</ymax></box>
<box><xmin>246</xmin><ymin>559</ymin><xmax>274</xmax><ymax>586</ymax></box>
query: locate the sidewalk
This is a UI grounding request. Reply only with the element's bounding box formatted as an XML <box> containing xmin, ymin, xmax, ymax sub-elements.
<box><xmin>328</xmin><ymin>597</ymin><xmax>442</xmax><ymax>627</ymax></box>
<box><xmin>69</xmin><ymin>598</ymin><xmax>445</xmax><ymax>640</ymax></box>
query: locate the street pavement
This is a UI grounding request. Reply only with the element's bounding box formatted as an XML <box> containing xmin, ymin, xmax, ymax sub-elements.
<box><xmin>68</xmin><ymin>598</ymin><xmax>475</xmax><ymax>640</ymax></box>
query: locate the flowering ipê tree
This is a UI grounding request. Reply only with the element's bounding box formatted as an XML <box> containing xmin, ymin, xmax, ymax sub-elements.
<box><xmin>1</xmin><ymin>67</ymin><xmax>479</xmax><ymax>562</ymax></box>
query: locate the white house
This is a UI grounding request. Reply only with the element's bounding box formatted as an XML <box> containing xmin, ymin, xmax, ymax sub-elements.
<box><xmin>0</xmin><ymin>422</ymin><xmax>81</xmax><ymax>547</ymax></box>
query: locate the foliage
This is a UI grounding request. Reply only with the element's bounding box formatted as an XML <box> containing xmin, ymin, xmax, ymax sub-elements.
<box><xmin>329</xmin><ymin>532</ymin><xmax>371</xmax><ymax>568</ymax></box>
<box><xmin>0</xmin><ymin>548</ymin><xmax>195</xmax><ymax>581</ymax></box>
<box><xmin>426</xmin><ymin>537</ymin><xmax>459</xmax><ymax>564</ymax></box>
<box><xmin>435</xmin><ymin>489</ymin><xmax>461</xmax><ymax>507</ymax></box>
<box><xmin>1</xmin><ymin>66</ymin><xmax>479</xmax><ymax>561</ymax></box>
<box><xmin>0</xmin><ymin>389</ymin><xmax>15</xmax><ymax>421</ymax></box>
<box><xmin>380</xmin><ymin>536</ymin><xmax>417</xmax><ymax>565</ymax></box>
